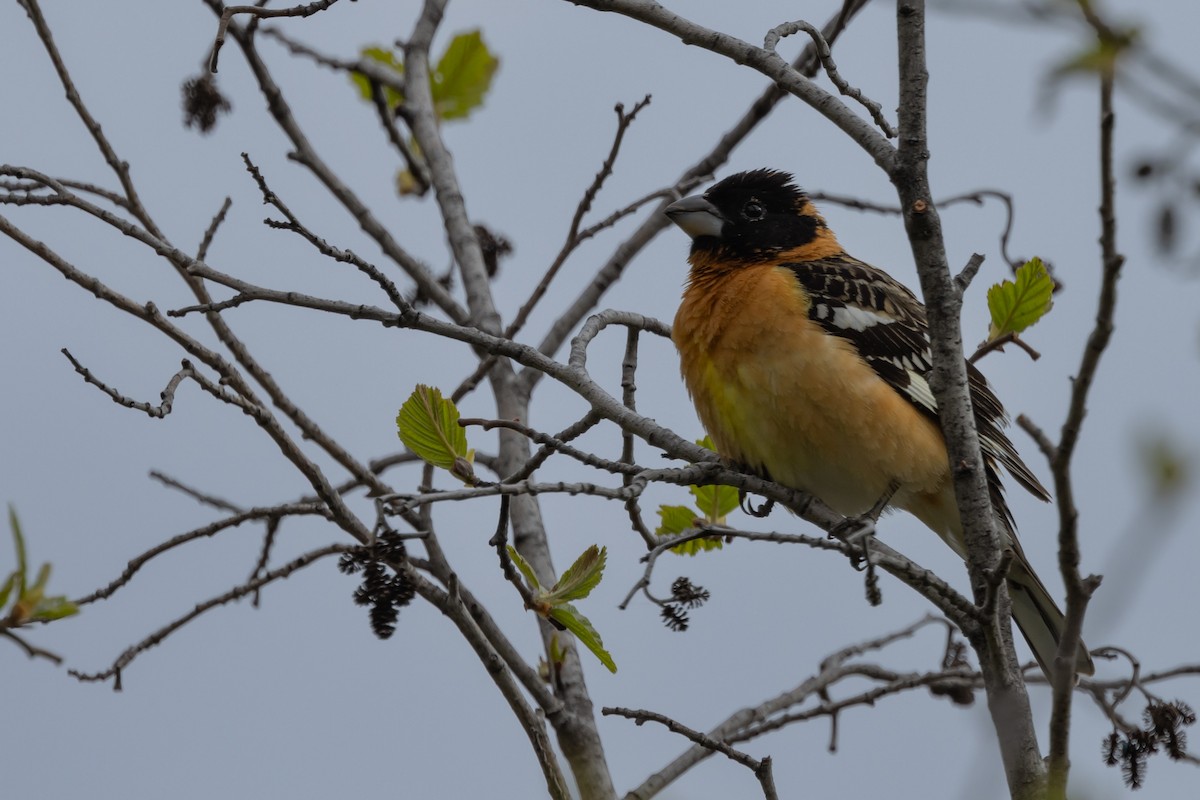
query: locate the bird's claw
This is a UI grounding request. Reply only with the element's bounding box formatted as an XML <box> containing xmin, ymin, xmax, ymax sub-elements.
<box><xmin>738</xmin><ymin>490</ymin><xmax>775</xmax><ymax>518</ymax></box>
<box><xmin>829</xmin><ymin>514</ymin><xmax>878</xmax><ymax>546</ymax></box>
<box><xmin>829</xmin><ymin>515</ymin><xmax>877</xmax><ymax>571</ymax></box>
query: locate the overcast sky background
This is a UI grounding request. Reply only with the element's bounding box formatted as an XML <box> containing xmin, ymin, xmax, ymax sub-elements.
<box><xmin>3</xmin><ymin>1</ymin><xmax>1199</xmax><ymax>798</ymax></box>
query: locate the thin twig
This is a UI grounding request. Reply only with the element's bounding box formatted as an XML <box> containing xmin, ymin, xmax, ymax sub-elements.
<box><xmin>487</xmin><ymin>496</ymin><xmax>541</xmax><ymax>614</ymax></box>
<box><xmin>74</xmin><ymin>503</ymin><xmax>329</xmax><ymax>605</ymax></box>
<box><xmin>17</xmin><ymin>0</ymin><xmax>160</xmax><ymax>235</ymax></box>
<box><xmin>968</xmin><ymin>331</ymin><xmax>1041</xmax><ymax>365</ymax></box>
<box><xmin>499</xmin><ymin>412</ymin><xmax>605</xmax><ymax>484</ymax></box>
<box><xmin>70</xmin><ymin>544</ymin><xmax>357</xmax><ymax>689</ymax></box>
<box><xmin>207</xmin><ymin>5</ymin><xmax>467</xmax><ymax>322</ymax></box>
<box><xmin>247</xmin><ymin>515</ymin><xmax>281</xmax><ymax>607</ymax></box>
<box><xmin>814</xmin><ymin>188</ymin><xmax>1020</xmax><ymax>269</ymax></box>
<box><xmin>955</xmin><ymin>252</ymin><xmax>985</xmax><ymax>294</ymax></box>
<box><xmin>505</xmin><ymin>96</ymin><xmax>653</xmax><ymax>342</ymax></box>
<box><xmin>0</xmin><ymin>629</ymin><xmax>64</xmax><ymax>665</ymax></box>
<box><xmin>459</xmin><ymin>417</ymin><xmax>643</xmax><ymax>477</ymax></box>
<box><xmin>621</xmin><ymin>616</ymin><xmax>973</xmax><ymax>798</ymax></box>
<box><xmin>620</xmin><ymin>327</ymin><xmax>658</xmax><ymax>548</ymax></box>
<box><xmin>149</xmin><ymin>471</ymin><xmax>244</xmax><ymax>513</ymax></box>
<box><xmin>604</xmin><ymin>706</ymin><xmax>779</xmax><ymax>800</ymax></box>
<box><xmin>568</xmin><ymin>309</ymin><xmax>671</xmax><ymax>371</ymax></box>
<box><xmin>240</xmin><ymin>153</ymin><xmax>411</xmax><ymax>313</ymax></box>
<box><xmin>367</xmin><ymin>80</ymin><xmax>430</xmax><ymax>196</ymax></box>
<box><xmin>209</xmin><ymin>0</ymin><xmax>345</xmax><ymax>73</ymax></box>
<box><xmin>765</xmin><ymin>19</ymin><xmax>896</xmax><ymax>137</ymax></box>
<box><xmin>1046</xmin><ymin>37</ymin><xmax>1125</xmax><ymax>790</ymax></box>
<box><xmin>60</xmin><ymin>349</ymin><xmax>192</xmax><ymax>420</ymax></box>
<box><xmin>528</xmin><ymin>0</ymin><xmax>875</xmax><ymax>383</ymax></box>
<box><xmin>196</xmin><ymin>196</ymin><xmax>233</xmax><ymax>261</ymax></box>
<box><xmin>1015</xmin><ymin>414</ymin><xmax>1057</xmax><ymax>463</ymax></box>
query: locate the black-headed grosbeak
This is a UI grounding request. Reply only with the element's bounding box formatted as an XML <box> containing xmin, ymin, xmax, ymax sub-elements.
<box><xmin>665</xmin><ymin>168</ymin><xmax>1093</xmax><ymax>678</ymax></box>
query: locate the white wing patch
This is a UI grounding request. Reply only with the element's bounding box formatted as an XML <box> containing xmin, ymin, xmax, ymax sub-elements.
<box><xmin>980</xmin><ymin>433</ymin><xmax>1009</xmax><ymax>460</ymax></box>
<box><xmin>903</xmin><ymin>368</ymin><xmax>938</xmax><ymax>414</ymax></box>
<box><xmin>830</xmin><ymin>305</ymin><xmax>892</xmax><ymax>332</ymax></box>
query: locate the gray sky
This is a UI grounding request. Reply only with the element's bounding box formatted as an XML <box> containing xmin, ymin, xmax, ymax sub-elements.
<box><xmin>3</xmin><ymin>1</ymin><xmax>1199</xmax><ymax>798</ymax></box>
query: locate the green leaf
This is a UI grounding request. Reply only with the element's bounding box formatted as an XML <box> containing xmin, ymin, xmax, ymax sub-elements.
<box><xmin>26</xmin><ymin>562</ymin><xmax>50</xmax><ymax>605</ymax></box>
<box><xmin>350</xmin><ymin>46</ymin><xmax>404</xmax><ymax>106</ymax></box>
<box><xmin>687</xmin><ymin>435</ymin><xmax>738</xmax><ymax>523</ymax></box>
<box><xmin>543</xmin><ymin>545</ymin><xmax>606</xmax><ymax>604</ymax></box>
<box><xmin>1049</xmin><ymin>25</ymin><xmax>1139</xmax><ymax>81</ymax></box>
<box><xmin>431</xmin><ymin>30</ymin><xmax>499</xmax><ymax>121</ymax></box>
<box><xmin>396</xmin><ymin>385</ymin><xmax>476</xmax><ymax>484</ymax></box>
<box><xmin>507</xmin><ymin>545</ymin><xmax>540</xmax><ymax>591</ymax></box>
<box><xmin>0</xmin><ymin>571</ymin><xmax>15</xmax><ymax>612</ymax></box>
<box><xmin>9</xmin><ymin>504</ymin><xmax>28</xmax><ymax>597</ymax></box>
<box><xmin>3</xmin><ymin>508</ymin><xmax>80</xmax><ymax>625</ymax></box>
<box><xmin>548</xmin><ymin>633</ymin><xmax>565</xmax><ymax>666</ymax></box>
<box><xmin>654</xmin><ymin>505</ymin><xmax>723</xmax><ymax>556</ymax></box>
<box><xmin>987</xmin><ymin>257</ymin><xmax>1055</xmax><ymax>341</ymax></box>
<box><xmin>689</xmin><ymin>484</ymin><xmax>739</xmax><ymax>524</ymax></box>
<box><xmin>395</xmin><ymin>167</ymin><xmax>419</xmax><ymax>197</ymax></box>
<box><xmin>31</xmin><ymin>595</ymin><xmax>79</xmax><ymax>622</ymax></box>
<box><xmin>1137</xmin><ymin>433</ymin><xmax>1193</xmax><ymax>501</ymax></box>
<box><xmin>655</xmin><ymin>505</ymin><xmax>698</xmax><ymax>537</ymax></box>
<box><xmin>548</xmin><ymin>602</ymin><xmax>616</xmax><ymax>673</ymax></box>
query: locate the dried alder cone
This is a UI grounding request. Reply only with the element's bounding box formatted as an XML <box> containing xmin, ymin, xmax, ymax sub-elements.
<box><xmin>1103</xmin><ymin>699</ymin><xmax>1196</xmax><ymax>789</ymax></box>
<box><xmin>666</xmin><ymin>169</ymin><xmax>1093</xmax><ymax>680</ymax></box>
<box><xmin>338</xmin><ymin>532</ymin><xmax>415</xmax><ymax>639</ymax></box>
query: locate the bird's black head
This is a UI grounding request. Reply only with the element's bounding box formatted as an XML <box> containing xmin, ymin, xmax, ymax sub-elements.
<box><xmin>665</xmin><ymin>169</ymin><xmax>828</xmax><ymax>262</ymax></box>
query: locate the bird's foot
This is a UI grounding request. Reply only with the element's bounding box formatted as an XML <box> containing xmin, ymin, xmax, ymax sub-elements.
<box><xmin>827</xmin><ymin>481</ymin><xmax>900</xmax><ymax>571</ymax></box>
<box><xmin>738</xmin><ymin>490</ymin><xmax>775</xmax><ymax>518</ymax></box>
<box><xmin>829</xmin><ymin>517</ymin><xmax>876</xmax><ymax>572</ymax></box>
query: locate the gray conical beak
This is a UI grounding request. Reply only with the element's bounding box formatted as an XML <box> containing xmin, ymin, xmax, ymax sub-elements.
<box><xmin>665</xmin><ymin>194</ymin><xmax>725</xmax><ymax>239</ymax></box>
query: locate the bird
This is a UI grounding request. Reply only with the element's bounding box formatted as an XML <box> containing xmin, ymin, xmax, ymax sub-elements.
<box><xmin>664</xmin><ymin>168</ymin><xmax>1093</xmax><ymax>679</ymax></box>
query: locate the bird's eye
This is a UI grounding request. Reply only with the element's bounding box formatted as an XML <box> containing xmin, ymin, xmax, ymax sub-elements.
<box><xmin>742</xmin><ymin>200</ymin><xmax>765</xmax><ymax>220</ymax></box>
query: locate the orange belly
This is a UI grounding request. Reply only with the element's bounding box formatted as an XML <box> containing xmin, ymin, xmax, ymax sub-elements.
<box><xmin>674</xmin><ymin>264</ymin><xmax>952</xmax><ymax>519</ymax></box>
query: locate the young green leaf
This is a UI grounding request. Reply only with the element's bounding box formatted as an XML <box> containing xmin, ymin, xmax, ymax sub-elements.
<box><xmin>987</xmin><ymin>256</ymin><xmax>1055</xmax><ymax>342</ymax></box>
<box><xmin>543</xmin><ymin>545</ymin><xmax>606</xmax><ymax>604</ymax></box>
<box><xmin>22</xmin><ymin>562</ymin><xmax>50</xmax><ymax>613</ymax></box>
<box><xmin>396</xmin><ymin>385</ymin><xmax>476</xmax><ymax>484</ymax></box>
<box><xmin>431</xmin><ymin>30</ymin><xmax>499</xmax><ymax>121</ymax></box>
<box><xmin>654</xmin><ymin>505</ymin><xmax>723</xmax><ymax>556</ymax></box>
<box><xmin>548</xmin><ymin>603</ymin><xmax>617</xmax><ymax>673</ymax></box>
<box><xmin>0</xmin><ymin>571</ymin><xmax>15</xmax><ymax>612</ymax></box>
<box><xmin>1049</xmin><ymin>26</ymin><xmax>1139</xmax><ymax>81</ymax></box>
<box><xmin>350</xmin><ymin>46</ymin><xmax>405</xmax><ymax>106</ymax></box>
<box><xmin>689</xmin><ymin>436</ymin><xmax>738</xmax><ymax>522</ymax></box>
<box><xmin>655</xmin><ymin>505</ymin><xmax>697</xmax><ymax>536</ymax></box>
<box><xmin>507</xmin><ymin>545</ymin><xmax>541</xmax><ymax>591</ymax></box>
<box><xmin>395</xmin><ymin>168</ymin><xmax>420</xmax><ymax>197</ymax></box>
<box><xmin>548</xmin><ymin>633</ymin><xmax>565</xmax><ymax>666</ymax></box>
<box><xmin>689</xmin><ymin>484</ymin><xmax>739</xmax><ymax>523</ymax></box>
<box><xmin>31</xmin><ymin>596</ymin><xmax>79</xmax><ymax>622</ymax></box>
<box><xmin>9</xmin><ymin>504</ymin><xmax>28</xmax><ymax>597</ymax></box>
<box><xmin>3</xmin><ymin>508</ymin><xmax>80</xmax><ymax>625</ymax></box>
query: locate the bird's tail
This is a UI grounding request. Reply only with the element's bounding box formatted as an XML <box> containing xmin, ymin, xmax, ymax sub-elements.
<box><xmin>1007</xmin><ymin>553</ymin><xmax>1095</xmax><ymax>679</ymax></box>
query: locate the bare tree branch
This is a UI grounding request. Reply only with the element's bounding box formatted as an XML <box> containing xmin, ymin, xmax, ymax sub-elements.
<box><xmin>69</xmin><ymin>544</ymin><xmax>357</xmax><ymax>689</ymax></box>
<box><xmin>891</xmin><ymin>2</ymin><xmax>1042</xmax><ymax>795</ymax></box>
<box><xmin>209</xmin><ymin>0</ymin><xmax>345</xmax><ymax>73</ymax></box>
<box><xmin>149</xmin><ymin>471</ymin><xmax>244</xmax><ymax>514</ymax></box>
<box><xmin>73</xmin><ymin>502</ymin><xmax>331</xmax><ymax>606</ymax></box>
<box><xmin>1</xmin><ymin>628</ymin><xmax>64</xmax><ymax>665</ymax></box>
<box><xmin>529</xmin><ymin>0</ymin><xmax>875</xmax><ymax>380</ymax></box>
<box><xmin>764</xmin><ymin>19</ymin><xmax>896</xmax><ymax>137</ymax></box>
<box><xmin>1046</xmin><ymin>8</ymin><xmax>1127</xmax><ymax>791</ymax></box>
<box><xmin>604</xmin><ymin>706</ymin><xmax>779</xmax><ymax>800</ymax></box>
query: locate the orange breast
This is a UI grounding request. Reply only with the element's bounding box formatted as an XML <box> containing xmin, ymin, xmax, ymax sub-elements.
<box><xmin>673</xmin><ymin>264</ymin><xmax>951</xmax><ymax>517</ymax></box>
